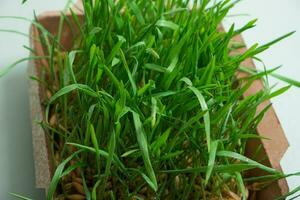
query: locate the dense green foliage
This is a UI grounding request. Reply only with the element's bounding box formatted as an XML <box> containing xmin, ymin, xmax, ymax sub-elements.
<box><xmin>41</xmin><ymin>0</ymin><xmax>298</xmax><ymax>199</ymax></box>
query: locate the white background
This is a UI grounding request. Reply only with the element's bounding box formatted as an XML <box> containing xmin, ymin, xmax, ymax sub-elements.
<box><xmin>0</xmin><ymin>0</ymin><xmax>299</xmax><ymax>199</ymax></box>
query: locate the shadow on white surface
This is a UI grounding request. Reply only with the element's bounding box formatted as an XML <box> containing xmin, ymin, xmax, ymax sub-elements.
<box><xmin>0</xmin><ymin>67</ymin><xmax>45</xmax><ymax>199</ymax></box>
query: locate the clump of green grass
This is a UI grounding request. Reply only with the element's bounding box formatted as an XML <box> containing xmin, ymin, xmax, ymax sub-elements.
<box><xmin>2</xmin><ymin>0</ymin><xmax>300</xmax><ymax>199</ymax></box>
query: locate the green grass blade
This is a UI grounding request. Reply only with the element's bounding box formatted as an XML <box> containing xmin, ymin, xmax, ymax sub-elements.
<box><xmin>144</xmin><ymin>63</ymin><xmax>167</xmax><ymax>73</ymax></box>
<box><xmin>49</xmin><ymin>84</ymin><xmax>98</xmax><ymax>104</ymax></box>
<box><xmin>9</xmin><ymin>193</ymin><xmax>32</xmax><ymax>200</ymax></box>
<box><xmin>260</xmin><ymin>31</ymin><xmax>295</xmax><ymax>50</ymax></box>
<box><xmin>127</xmin><ymin>1</ymin><xmax>145</xmax><ymax>25</ymax></box>
<box><xmin>47</xmin><ymin>150</ymin><xmax>82</xmax><ymax>200</ymax></box>
<box><xmin>132</xmin><ymin>111</ymin><xmax>158</xmax><ymax>191</ymax></box>
<box><xmin>235</xmin><ymin>172</ymin><xmax>246</xmax><ymax>200</ymax></box>
<box><xmin>275</xmin><ymin>185</ymin><xmax>300</xmax><ymax>200</ymax></box>
<box><xmin>156</xmin><ymin>19</ymin><xmax>179</xmax><ymax>30</ymax></box>
<box><xmin>240</xmin><ymin>66</ymin><xmax>300</xmax><ymax>87</ymax></box>
<box><xmin>162</xmin><ymin>164</ymin><xmax>258</xmax><ymax>174</ymax></box>
<box><xmin>205</xmin><ymin>140</ymin><xmax>218</xmax><ymax>185</ymax></box>
<box><xmin>217</xmin><ymin>151</ymin><xmax>278</xmax><ymax>173</ymax></box>
<box><xmin>90</xmin><ymin>123</ymin><xmax>101</xmax><ymax>176</ymax></box>
<box><xmin>67</xmin><ymin>142</ymin><xmax>124</xmax><ymax>170</ymax></box>
<box><xmin>119</xmin><ymin>49</ymin><xmax>137</xmax><ymax>95</ymax></box>
<box><xmin>0</xmin><ymin>56</ymin><xmax>47</xmax><ymax>78</ymax></box>
<box><xmin>188</xmin><ymin>86</ymin><xmax>211</xmax><ymax>152</ymax></box>
<box><xmin>271</xmin><ymin>73</ymin><xmax>300</xmax><ymax>87</ymax></box>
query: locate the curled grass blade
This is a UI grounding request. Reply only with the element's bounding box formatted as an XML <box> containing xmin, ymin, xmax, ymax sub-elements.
<box><xmin>188</xmin><ymin>86</ymin><xmax>211</xmax><ymax>152</ymax></box>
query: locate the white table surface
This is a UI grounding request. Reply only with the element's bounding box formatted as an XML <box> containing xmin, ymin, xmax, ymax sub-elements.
<box><xmin>0</xmin><ymin>0</ymin><xmax>299</xmax><ymax>199</ymax></box>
